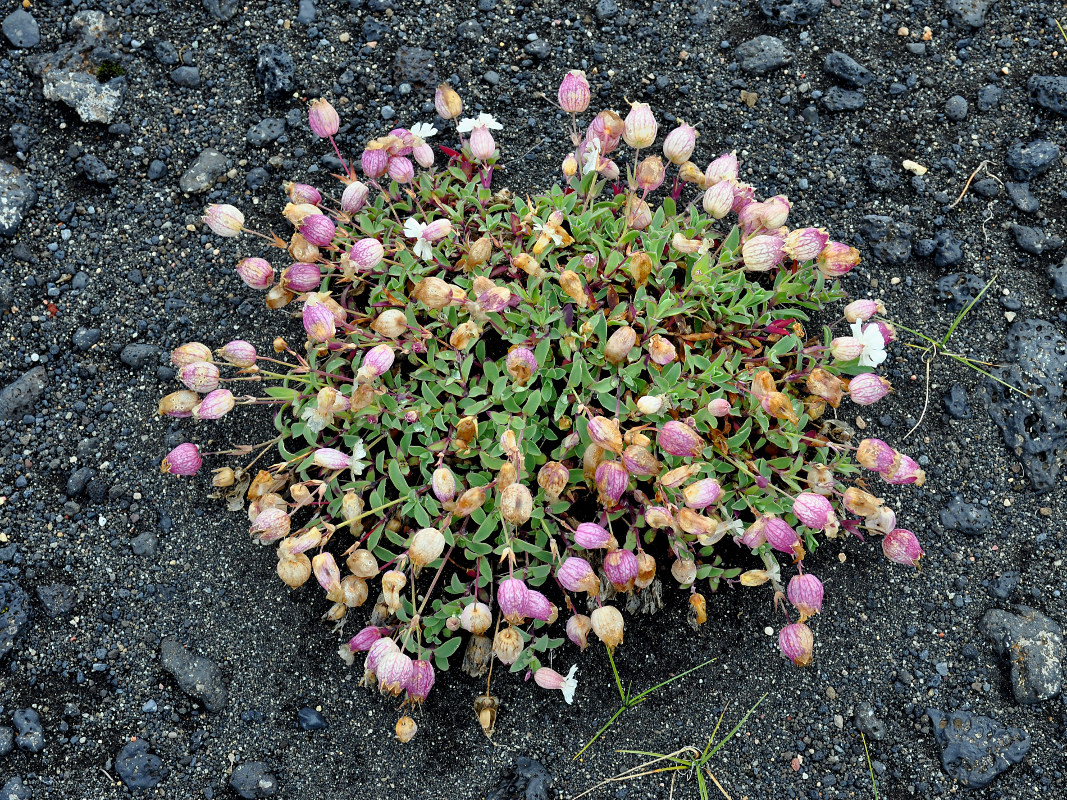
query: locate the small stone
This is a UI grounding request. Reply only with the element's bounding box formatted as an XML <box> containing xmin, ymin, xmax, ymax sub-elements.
<box><xmin>130</xmin><ymin>531</ymin><xmax>158</xmax><ymax>557</ymax></box>
<box><xmin>2</xmin><ymin>9</ymin><xmax>41</xmax><ymax>49</ymax></box>
<box><xmin>1049</xmin><ymin>258</ymin><xmax>1067</xmax><ymax>300</ymax></box>
<box><xmin>256</xmin><ymin>44</ymin><xmax>295</xmax><ymax>103</ymax></box>
<box><xmin>935</xmin><ymin>272</ymin><xmax>987</xmax><ymax>312</ymax></box>
<box><xmin>0</xmin><ymin>777</ymin><xmax>30</xmax><ymax>800</ymax></box>
<box><xmin>971</xmin><ymin>177</ymin><xmax>1000</xmax><ymax>198</ymax></box>
<box><xmin>488</xmin><ymin>757</ymin><xmax>554</xmax><ymax>800</ymax></box>
<box><xmin>822</xmin><ymin>51</ymin><xmax>873</xmax><ymax>87</ymax></box>
<box><xmin>1010</xmin><ymin>224</ymin><xmax>1056</xmax><ymax>256</ymax></box>
<box><xmin>171</xmin><ymin>66</ymin><xmax>201</xmax><ymax>88</ymax></box>
<box><xmin>115</xmin><ymin>739</ymin><xmax>168</xmax><ymax>791</ymax></box>
<box><xmin>759</xmin><ymin>0</ymin><xmax>826</xmax><ymax>25</ymax></box>
<box><xmin>945</xmin><ymin>0</ymin><xmax>991</xmax><ymax>28</ymax></box>
<box><xmin>75</xmin><ymin>154</ymin><xmax>117</xmax><ymax>185</ymax></box>
<box><xmin>13</xmin><ymin>709</ymin><xmax>44</xmax><ymax>753</ymax></box>
<box><xmin>595</xmin><ymin>0</ymin><xmax>618</xmax><ymax>20</ymax></box>
<box><xmin>863</xmin><ymin>154</ymin><xmax>900</xmax><ymax>192</ymax></box>
<box><xmin>1005</xmin><ymin>182</ymin><xmax>1039</xmax><ymax>213</ymax></box>
<box><xmin>735</xmin><ymin>35</ymin><xmax>793</xmax><ymax>75</ymax></box>
<box><xmin>296</xmin><ymin>0</ymin><xmax>317</xmax><ymax>25</ymax></box>
<box><xmin>0</xmin><ymin>575</ymin><xmax>30</xmax><ymax>660</ymax></box>
<box><xmin>247</xmin><ymin>118</ymin><xmax>285</xmax><ymax>146</ymax></box>
<box><xmin>1005</xmin><ymin>140</ymin><xmax>1060</xmax><ymax>181</ymax></box>
<box><xmin>0</xmin><ymin>366</ymin><xmax>47</xmax><ymax>420</ymax></box>
<box><xmin>980</xmin><ymin>606</ymin><xmax>1063</xmax><ymax>704</ymax></box>
<box><xmin>524</xmin><ymin>38</ymin><xmax>549</xmax><ymax>60</ymax></box>
<box><xmin>9</xmin><ymin>124</ymin><xmax>32</xmax><ymax>154</ymax></box>
<box><xmin>73</xmin><ymin>327</ymin><xmax>102</xmax><ymax>351</ymax></box>
<box><xmin>380</xmin><ymin>105</ymin><xmax>395</xmax><ymax>120</ymax></box>
<box><xmin>36</xmin><ymin>583</ymin><xmax>76</xmax><ymax>617</ymax></box>
<box><xmin>927</xmin><ymin>708</ymin><xmax>1029</xmax><ymax>788</ymax></box>
<box><xmin>246</xmin><ymin>167</ymin><xmax>271</xmax><ymax>190</ymax></box>
<box><xmin>120</xmin><ymin>343</ymin><xmax>159</xmax><ymax>369</ymax></box>
<box><xmin>932</xmin><ymin>230</ymin><xmax>963</xmax><ymax>267</ymax></box>
<box><xmin>858</xmin><ymin>215</ymin><xmax>913</xmax><ymax>264</ymax></box>
<box><xmin>822</xmin><ymin>87</ymin><xmax>865</xmax><ymax>112</ymax></box>
<box><xmin>457</xmin><ymin>20</ymin><xmax>483</xmax><ymax>40</ymax></box>
<box><xmin>942</xmin><ymin>383</ymin><xmax>970</xmax><ymax>419</ymax></box>
<box><xmin>297</xmin><ymin>707</ymin><xmax>327</xmax><ymax>730</ymax></box>
<box><xmin>987</xmin><ymin>571</ymin><xmax>1020</xmax><ymax>600</ymax></box>
<box><xmin>854</xmin><ymin>702</ymin><xmax>887</xmax><ymax>740</ymax></box>
<box><xmin>160</xmin><ymin>638</ymin><xmax>227</xmax><ymax>712</ymax></box>
<box><xmin>0</xmin><ymin>727</ymin><xmax>13</xmax><ymax>756</ymax></box>
<box><xmin>977</xmin><ymin>84</ymin><xmax>1003</xmax><ymax>111</ymax></box>
<box><xmin>1027</xmin><ymin>75</ymin><xmax>1067</xmax><ymax>116</ymax></box>
<box><xmin>940</xmin><ymin>495</ymin><xmax>991</xmax><ymax>535</ymax></box>
<box><xmin>0</xmin><ymin>161</ymin><xmax>38</xmax><ymax>236</ymax></box>
<box><xmin>483</xmin><ymin>70</ymin><xmax>500</xmax><ymax>86</ymax></box>
<box><xmin>944</xmin><ymin>95</ymin><xmax>968</xmax><ymax>121</ymax></box>
<box><xmin>229</xmin><ymin>762</ymin><xmax>278</xmax><ymax>799</ymax></box>
<box><xmin>153</xmin><ymin>40</ymin><xmax>179</xmax><ymax>65</ymax></box>
<box><xmin>203</xmin><ymin>0</ymin><xmax>240</xmax><ymax>22</ymax></box>
<box><xmin>147</xmin><ymin>160</ymin><xmax>167</xmax><ymax>181</ymax></box>
<box><xmin>180</xmin><ymin>148</ymin><xmax>228</xmax><ymax>193</ymax></box>
<box><xmin>394</xmin><ymin>46</ymin><xmax>436</xmax><ymax>87</ymax></box>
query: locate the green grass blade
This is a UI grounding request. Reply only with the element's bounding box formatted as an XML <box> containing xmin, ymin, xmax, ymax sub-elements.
<box><xmin>632</xmin><ymin>656</ymin><xmax>717</xmax><ymax>703</ymax></box>
<box><xmin>941</xmin><ymin>274</ymin><xmax>996</xmax><ymax>347</ymax></box>
<box><xmin>704</xmin><ymin>693</ymin><xmax>767</xmax><ymax>759</ymax></box>
<box><xmin>574</xmin><ymin>706</ymin><xmax>627</xmax><ymax>760</ymax></box>
<box><xmin>941</xmin><ymin>352</ymin><xmax>1031</xmax><ymax>397</ymax></box>
<box><xmin>861</xmin><ymin>732</ymin><xmax>879</xmax><ymax>800</ymax></box>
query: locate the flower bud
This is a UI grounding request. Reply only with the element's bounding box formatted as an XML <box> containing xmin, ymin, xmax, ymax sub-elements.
<box><xmin>764</xmin><ymin>516</ymin><xmax>800</xmax><ymax>554</ymax></box>
<box><xmin>806</xmin><ymin>368</ymin><xmax>846</xmax><ymax>408</ymax></box>
<box><xmin>299</xmin><ymin>214</ymin><xmax>336</xmax><ymax>248</ymax></box>
<box><xmin>741</xmin><ymin>234</ymin><xmax>786</xmax><ymax>272</ymax></box>
<box><xmin>784</xmin><ymin>227</ymin><xmax>830</xmax><ymax>263</ymax></box>
<box><xmin>194</xmin><ymin>388</ymin><xmax>235</xmax><ymax>420</ymax></box>
<box><xmin>707</xmin><ymin>398</ymin><xmax>732</xmax><ymax>417</ymax></box>
<box><xmin>158</xmin><ymin>390</ymin><xmax>199</xmax><ymax>418</ymax></box>
<box><xmin>866</xmin><ymin>505</ymin><xmax>897</xmax><ymax>535</ymax></box>
<box><xmin>604</xmin><ymin>548</ymin><xmax>639</xmax><ymax>591</ymax></box>
<box><xmin>604</xmin><ymin>325</ymin><xmax>637</xmax><ymax>365</ymax></box>
<box><xmin>595</xmin><ymin>460</ymin><xmax>629</xmax><ymax>506</ymax></box>
<box><xmin>203</xmin><ymin>204</ymin><xmax>244</xmax><ymax>237</ymax></box>
<box><xmin>461</xmin><ymin>601</ymin><xmax>492</xmax><ymax>635</ymax></box>
<box><xmin>636</xmin><ymin>395</ymin><xmax>665</xmax><ymax>415</ymax></box>
<box><xmin>308</xmin><ymin>98</ymin><xmax>339</xmax><ymax>138</ymax></box>
<box><xmin>412</xmin><ymin>140</ymin><xmax>434</xmax><ymax>169</ymax></box>
<box><xmin>179</xmin><ymin>361</ymin><xmax>220</xmax><ymax>393</ymax></box>
<box><xmin>816</xmin><ymin>241</ymin><xmax>861</xmax><ymax>278</ymax></box>
<box><xmin>405</xmin><ymin>659</ymin><xmax>435</xmax><ymax>704</ymax></box>
<box><xmin>702</xmin><ymin>181</ymin><xmax>734</xmax><ymax>218</ymax></box>
<box><xmin>647</xmin><ymin>334</ymin><xmax>676</xmax><ymax>365</ymax></box>
<box><xmin>682</xmin><ymin>477</ymin><xmax>723</xmax><ymax>510</ymax></box>
<box><xmin>216</xmin><ymin>340</ymin><xmax>257</xmax><ymax>367</ymax></box>
<box><xmin>302</xmin><ymin>300</ymin><xmax>336</xmax><ymax>342</ymax></box>
<box><xmin>235</xmin><ymin>257</ymin><xmax>273</xmax><ymax>290</ymax></box>
<box><xmin>435</xmin><ymin>84</ymin><xmax>463</xmax><ymax>120</ymax></box>
<box><xmin>623</xmin><ymin>102</ymin><xmax>657</xmax><ymax>149</ymax></box>
<box><xmin>346</xmin><ymin>549</ymin><xmax>378</xmax><ymax>578</ymax></box>
<box><xmin>348</xmin><ymin>626</ymin><xmax>382</xmax><ymax>652</ymax></box>
<box><xmin>284</xmin><ymin>203</ymin><xmax>319</xmax><ymax>228</ymax></box>
<box><xmin>537</xmin><ymin>461</ymin><xmax>569</xmax><ymax>500</ymax></box>
<box><xmin>313</xmin><ymin>447</ymin><xmax>352</xmax><ymax>471</ymax></box>
<box><xmin>360</xmin><ymin>344</ymin><xmax>395</xmax><ymax>380</ymax></box>
<box><xmin>704</xmin><ymin>152</ymin><xmax>738</xmax><ymax>185</ymax></box>
<box><xmin>371</xmin><ymin>309</ymin><xmax>407</xmax><ymax>339</ymax></box>
<box><xmin>349</xmin><ymin>238</ymin><xmax>385</xmax><ymax>270</ymax></box>
<box><xmin>161</xmin><ymin>442</ymin><xmax>202</xmax><ymax>476</ymax></box>
<box><xmin>340</xmin><ymin>180</ymin><xmax>370</xmax><ymax>214</ymax></box>
<box><xmin>779</xmin><ymin>623</ymin><xmax>814</xmax><ymax>666</ymax></box>
<box><xmin>456</xmin><ymin>415</ymin><xmax>478</xmax><ymax>443</ymax></box>
<box><xmin>378</xmin><ymin>649</ymin><xmax>414</xmax><ymax>696</ymax></box>
<box><xmin>500</xmin><ymin>483</ymin><xmax>534</xmax><ymax>525</ymax></box>
<box><xmin>493</xmin><ymin>626</ymin><xmax>524</xmax><ymax>665</ymax></box>
<box><xmin>171</xmin><ymin>342</ymin><xmax>212</xmax><ymax>367</ymax></box>
<box><xmin>277</xmin><ymin>553</ymin><xmax>311</xmax><ymax>588</ymax></box>
<box><xmin>829</xmin><ymin>336</ymin><xmax>865</xmax><ymax>361</ymax></box>
<box><xmin>431</xmin><ymin>467</ymin><xmax>456</xmax><ymax>504</ymax></box>
<box><xmin>882</xmin><ymin>528</ymin><xmax>923</xmax><ymax>567</ymax></box>
<box><xmin>849</xmin><ymin>373</ymin><xmax>892</xmax><ymax>406</ymax></box>
<box><xmin>409</xmin><ymin>527</ymin><xmax>446</xmax><ymax>570</ymax></box>
<box><xmin>621</xmin><ymin>445</ymin><xmax>661</xmax><ymax>478</ymax></box>
<box><xmin>251</xmin><ymin>507</ymin><xmax>290</xmax><ymax>543</ymax></box>
<box><xmin>671</xmin><ymin>557</ymin><xmax>697</xmax><ymax>586</ymax></box>
<box><xmin>658</xmin><ymin>420</ymin><xmax>705</xmax><ymax>458</ymax></box>
<box><xmin>562</xmin><ymin>153</ymin><xmax>578</xmax><ymax>177</ymax></box>
<box><xmin>453</xmin><ymin>486</ymin><xmax>486</xmax><ymax>517</ymax></box>
<box><xmin>558</xmin><ymin>69</ymin><xmax>591</xmax><ymax>113</ymax></box>
<box><xmin>505</xmin><ymin>347</ymin><xmax>538</xmax><ymax>386</ymax></box>
<box><xmin>470</xmin><ymin>125</ymin><xmax>495</xmax><ymax>162</ymax></box>
<box><xmin>395</xmin><ymin>716</ymin><xmax>417</xmax><ymax>743</ymax></box>
<box><xmin>360</xmin><ymin>142</ymin><xmax>390</xmax><ymax>178</ymax></box>
<box><xmin>844</xmin><ymin>299</ymin><xmax>886</xmax><ymax>323</ymax></box>
<box><xmin>635</xmin><ymin>155</ymin><xmax>666</xmax><ymax>191</ymax></box>
<box><xmin>590</xmin><ymin>605</ymin><xmax>625</xmax><ymax>650</ymax></box>
<box><xmin>574</xmin><ymin>522</ymin><xmax>611</xmax><ymax>549</ymax></box>
<box><xmin>662</xmin><ymin>122</ymin><xmax>698</xmax><ymax>165</ymax></box>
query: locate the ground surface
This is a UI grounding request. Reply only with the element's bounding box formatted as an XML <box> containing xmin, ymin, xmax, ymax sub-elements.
<box><xmin>1</xmin><ymin>0</ymin><xmax>1066</xmax><ymax>798</ymax></box>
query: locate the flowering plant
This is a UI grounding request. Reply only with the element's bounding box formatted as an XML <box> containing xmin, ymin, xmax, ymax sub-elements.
<box><xmin>165</xmin><ymin>74</ymin><xmax>924</xmax><ymax>740</ymax></box>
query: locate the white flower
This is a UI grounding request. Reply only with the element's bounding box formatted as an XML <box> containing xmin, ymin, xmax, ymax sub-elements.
<box><xmin>456</xmin><ymin>112</ymin><xmax>503</xmax><ymax>133</ymax></box>
<box><xmin>532</xmin><ymin>219</ymin><xmax>563</xmax><ymax>246</ymax></box>
<box><xmin>716</xmin><ymin>518</ymin><xmax>745</xmax><ymax>539</ymax></box>
<box><xmin>850</xmin><ymin>321</ymin><xmax>888</xmax><ymax>368</ymax></box>
<box><xmin>404</xmin><ymin>217</ymin><xmax>433</xmax><ymax>261</ymax></box>
<box><xmin>411</xmin><ymin>122</ymin><xmax>437</xmax><ymax>139</ymax></box>
<box><xmin>581</xmin><ymin>137</ymin><xmax>602</xmax><ymax>176</ymax></box>
<box><xmin>560</xmin><ymin>664</ymin><xmax>578</xmax><ymax>704</ymax></box>
<box><xmin>348</xmin><ymin>438</ymin><xmax>368</xmax><ymax>476</ymax></box>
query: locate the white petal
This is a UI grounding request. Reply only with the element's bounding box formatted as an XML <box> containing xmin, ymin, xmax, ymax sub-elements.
<box><xmin>404</xmin><ymin>218</ymin><xmax>426</xmax><ymax>239</ymax></box>
<box><xmin>411</xmin><ymin>122</ymin><xmax>437</xmax><ymax>138</ymax></box>
<box><xmin>561</xmin><ymin>666</ymin><xmax>578</xmax><ymax>704</ymax></box>
<box><xmin>415</xmin><ymin>239</ymin><xmax>433</xmax><ymax>261</ymax></box>
<box><xmin>456</xmin><ymin>117</ymin><xmax>477</xmax><ymax>133</ymax></box>
<box><xmin>478</xmin><ymin>112</ymin><xmax>503</xmax><ymax>130</ymax></box>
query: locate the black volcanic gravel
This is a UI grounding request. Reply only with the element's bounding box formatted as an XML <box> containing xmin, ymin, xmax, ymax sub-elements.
<box><xmin>0</xmin><ymin>1</ymin><xmax>1065</xmax><ymax>799</ymax></box>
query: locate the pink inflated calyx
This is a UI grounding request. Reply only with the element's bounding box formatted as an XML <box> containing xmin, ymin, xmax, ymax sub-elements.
<box><xmin>302</xmin><ymin>300</ymin><xmax>336</xmax><ymax>343</ymax></box>
<box><xmin>377</xmin><ymin>649</ymin><xmax>414</xmax><ymax>696</ymax></box>
<box><xmin>236</xmin><ymin>257</ymin><xmax>274</xmax><ymax>290</ymax></box>
<box><xmin>341</xmin><ymin>181</ymin><xmax>370</xmax><ymax>214</ymax></box>
<box><xmin>405</xmin><ymin>659</ymin><xmax>435</xmax><ymax>703</ymax></box>
<box><xmin>848</xmin><ymin>373</ymin><xmax>892</xmax><ymax>406</ymax></box>
<box><xmin>785</xmin><ymin>227</ymin><xmax>829</xmax><ymax>262</ymax></box>
<box><xmin>282</xmin><ymin>262</ymin><xmax>322</xmax><ymax>293</ymax></box>
<box><xmin>557</xmin><ymin>69</ymin><xmax>591</xmax><ymax>113</ymax></box>
<box><xmin>193</xmin><ymin>388</ymin><xmax>235</xmax><ymax>420</ymax></box>
<box><xmin>348</xmin><ymin>626</ymin><xmax>383</xmax><ymax>652</ymax></box>
<box><xmin>662</xmin><ymin>122</ymin><xmax>697</xmax><ymax>165</ymax></box>
<box><xmin>764</xmin><ymin>516</ymin><xmax>800</xmax><ymax>555</ymax></box>
<box><xmin>557</xmin><ymin>557</ymin><xmax>599</xmax><ymax>594</ymax></box>
<box><xmin>387</xmin><ymin>156</ymin><xmax>415</xmax><ymax>184</ymax></box>
<box><xmin>498</xmin><ymin>578</ymin><xmax>529</xmax><ymax>624</ymax></box>
<box><xmin>682</xmin><ymin>478</ymin><xmax>723</xmax><ymax>510</ymax></box>
<box><xmin>604</xmin><ymin>548</ymin><xmax>639</xmax><ymax>591</ymax></box>
<box><xmin>361</xmin><ymin>344</ymin><xmax>395</xmax><ymax>377</ymax></box>
<box><xmin>470</xmin><ymin>125</ymin><xmax>496</xmax><ymax>162</ymax></box>
<box><xmin>217</xmin><ymin>340</ymin><xmax>257</xmax><ymax>367</ymax></box>
<box><xmin>882</xmin><ymin>528</ymin><xmax>923</xmax><ymax>567</ymax></box>
<box><xmin>522</xmin><ymin>590</ymin><xmax>552</xmax><ymax>622</ymax></box>
<box><xmin>779</xmin><ymin>622</ymin><xmax>814</xmax><ymax>666</ymax></box>
<box><xmin>179</xmin><ymin>361</ymin><xmax>220</xmax><ymax>393</ymax></box>
<box><xmin>349</xmin><ymin>238</ymin><xmax>385</xmax><ymax>270</ymax></box>
<box><xmin>595</xmin><ymin>461</ymin><xmax>629</xmax><ymax>506</ymax></box>
<box><xmin>506</xmin><ymin>347</ymin><xmax>538</xmax><ymax>386</ymax></box>
<box><xmin>286</xmin><ymin>182</ymin><xmax>322</xmax><ymax>206</ymax></box>
<box><xmin>299</xmin><ymin>214</ymin><xmax>336</xmax><ymax>247</ymax></box>
<box><xmin>658</xmin><ymin>420</ymin><xmax>705</xmax><ymax>458</ymax></box>
<box><xmin>161</xmin><ymin>442</ymin><xmax>201</xmax><ymax>476</ymax></box>
<box><xmin>741</xmin><ymin>234</ymin><xmax>786</xmax><ymax>272</ymax></box>
<box><xmin>574</xmin><ymin>522</ymin><xmax>612</xmax><ymax>549</ymax></box>
<box><xmin>787</xmin><ymin>573</ymin><xmax>824</xmax><ymax>622</ymax></box>
<box><xmin>361</xmin><ymin>147</ymin><xmax>390</xmax><ymax>179</ymax></box>
<box><xmin>792</xmin><ymin>492</ymin><xmax>833</xmax><ymax>530</ymax></box>
<box><xmin>308</xmin><ymin>98</ymin><xmax>339</xmax><ymax>138</ymax></box>
<box><xmin>704</xmin><ymin>152</ymin><xmax>738</xmax><ymax>185</ymax></box>
<box><xmin>365</xmin><ymin>637</ymin><xmax>398</xmax><ymax>673</ymax></box>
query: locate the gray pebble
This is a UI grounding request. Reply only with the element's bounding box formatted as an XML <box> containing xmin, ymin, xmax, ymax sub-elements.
<box><xmin>944</xmin><ymin>95</ymin><xmax>968</xmax><ymax>121</ymax></box>
<box><xmin>160</xmin><ymin>637</ymin><xmax>227</xmax><ymax>712</ymax></box>
<box><xmin>179</xmin><ymin>148</ymin><xmax>228</xmax><ymax>193</ymax></box>
<box><xmin>120</xmin><ymin>343</ymin><xmax>159</xmax><ymax>369</ymax></box>
<box><xmin>1005</xmin><ymin>182</ymin><xmax>1039</xmax><ymax>213</ymax></box>
<box><xmin>2</xmin><ymin>9</ymin><xmax>40</xmax><ymax>49</ymax></box>
<box><xmin>229</xmin><ymin>762</ymin><xmax>278</xmax><ymax>798</ymax></box>
<box><xmin>171</xmin><ymin>66</ymin><xmax>201</xmax><ymax>88</ymax></box>
<box><xmin>735</xmin><ymin>35</ymin><xmax>793</xmax><ymax>75</ymax></box>
<box><xmin>980</xmin><ymin>606</ymin><xmax>1064</xmax><ymax>704</ymax></box>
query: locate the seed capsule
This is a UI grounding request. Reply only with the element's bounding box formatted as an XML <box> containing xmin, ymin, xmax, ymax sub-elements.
<box><xmin>849</xmin><ymin>373</ymin><xmax>892</xmax><ymax>406</ymax></box>
<box><xmin>216</xmin><ymin>340</ymin><xmax>257</xmax><ymax>367</ymax></box>
<box><xmin>500</xmin><ymin>483</ymin><xmax>533</xmax><ymax>525</ymax></box>
<box><xmin>160</xmin><ymin>442</ymin><xmax>202</xmax><ymax>476</ymax></box>
<box><xmin>587</xmin><ymin>416</ymin><xmax>624</xmax><ymax>454</ymax></box>
<box><xmin>378</xmin><ymin>650</ymin><xmax>414</xmax><ymax>696</ymax></box>
<box><xmin>158</xmin><ymin>390</ymin><xmax>200</xmax><ymax>418</ymax></box>
<box><xmin>537</xmin><ymin>461</ymin><xmax>569</xmax><ymax>500</ymax></box>
<box><xmin>346</xmin><ymin>549</ymin><xmax>378</xmax><ymax>579</ymax></box>
<box><xmin>779</xmin><ymin>622</ymin><xmax>814</xmax><ymax>666</ymax></box>
<box><xmin>671</xmin><ymin>557</ymin><xmax>697</xmax><ymax>586</ymax></box>
<box><xmin>567</xmin><ymin>614</ymin><xmax>592</xmax><ymax>650</ymax></box>
<box><xmin>505</xmin><ymin>347</ymin><xmax>538</xmax><ymax>386</ymax></box>
<box><xmin>277</xmin><ymin>553</ymin><xmax>312</xmax><ymax>588</ymax></box>
<box><xmin>454</xmin><ymin>486</ymin><xmax>486</xmax><ymax>517</ymax></box>
<box><xmin>203</xmin><ymin>204</ymin><xmax>244</xmax><ymax>237</ymax></box>
<box><xmin>498</xmin><ymin>578</ymin><xmax>529</xmax><ymax>624</ymax></box>
<box><xmin>595</xmin><ymin>460</ymin><xmax>629</xmax><ymax>506</ymax></box>
<box><xmin>658</xmin><ymin>421</ymin><xmax>705</xmax><ymax>458</ymax></box>
<box><xmin>395</xmin><ymin>715</ymin><xmax>418</xmax><ymax>743</ymax></box>
<box><xmin>590</xmin><ymin>605</ymin><xmax>625</xmax><ymax>651</ymax></box>
<box><xmin>461</xmin><ymin>601</ymin><xmax>493</xmax><ymax>635</ymax></box>
<box><xmin>171</xmin><ymin>342</ymin><xmax>212</xmax><ymax>368</ymax></box>
<box><xmin>574</xmin><ymin>522</ymin><xmax>612</xmax><ymax>549</ymax></box>
<box><xmin>194</xmin><ymin>388</ymin><xmax>235</xmax><ymax>420</ymax></box>
<box><xmin>493</xmin><ymin>626</ymin><xmax>524</xmax><ymax>665</ymax></box>
<box><xmin>435</xmin><ymin>84</ymin><xmax>463</xmax><ymax>120</ymax></box>
<box><xmin>409</xmin><ymin>527</ymin><xmax>446</xmax><ymax>571</ymax></box>
<box><xmin>557</xmin><ymin>557</ymin><xmax>600</xmax><ymax>594</ymax></box>
<box><xmin>604</xmin><ymin>325</ymin><xmax>637</xmax><ymax>364</ymax></box>
<box><xmin>882</xmin><ymin>528</ymin><xmax>923</xmax><ymax>566</ymax></box>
